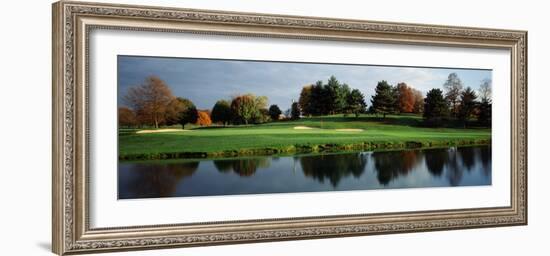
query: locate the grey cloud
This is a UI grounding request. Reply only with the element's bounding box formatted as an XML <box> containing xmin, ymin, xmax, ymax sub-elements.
<box><xmin>118</xmin><ymin>56</ymin><xmax>491</xmax><ymax>111</ymax></box>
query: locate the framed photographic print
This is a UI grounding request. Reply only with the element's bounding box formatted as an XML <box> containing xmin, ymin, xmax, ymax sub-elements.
<box><xmin>52</xmin><ymin>1</ymin><xmax>527</xmax><ymax>255</ymax></box>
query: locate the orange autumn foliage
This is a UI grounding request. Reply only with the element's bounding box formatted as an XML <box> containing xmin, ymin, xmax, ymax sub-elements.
<box><xmin>396</xmin><ymin>82</ymin><xmax>415</xmax><ymax>113</ymax></box>
<box><xmin>195</xmin><ymin>111</ymin><xmax>212</xmax><ymax>126</ymax></box>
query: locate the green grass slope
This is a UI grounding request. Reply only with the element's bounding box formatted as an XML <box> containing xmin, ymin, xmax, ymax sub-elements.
<box><xmin>119</xmin><ymin>114</ymin><xmax>491</xmax><ymax>160</ymax></box>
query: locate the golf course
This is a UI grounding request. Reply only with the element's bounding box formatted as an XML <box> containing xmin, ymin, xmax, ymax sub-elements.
<box><xmin>119</xmin><ymin>114</ymin><xmax>491</xmax><ymax>160</ymax></box>
<box><xmin>116</xmin><ymin>57</ymin><xmax>494</xmax><ymax>198</ymax></box>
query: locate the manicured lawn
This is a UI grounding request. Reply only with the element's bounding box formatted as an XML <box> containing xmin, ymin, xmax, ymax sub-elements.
<box><xmin>119</xmin><ymin>114</ymin><xmax>491</xmax><ymax>159</ymax></box>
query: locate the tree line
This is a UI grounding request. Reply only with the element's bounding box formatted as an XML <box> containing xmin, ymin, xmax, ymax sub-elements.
<box><xmin>298</xmin><ymin>76</ymin><xmax>367</xmax><ymax>117</ymax></box>
<box><xmin>120</xmin><ymin>76</ymin><xmax>211</xmax><ymax>128</ymax></box>
<box><xmin>423</xmin><ymin>73</ymin><xmax>492</xmax><ymax>127</ymax></box>
<box><xmin>367</xmin><ymin>73</ymin><xmax>491</xmax><ymax>127</ymax></box>
<box><xmin>369</xmin><ymin>81</ymin><xmax>424</xmax><ymax>118</ymax></box>
<box><xmin>119</xmin><ymin>76</ymin><xmax>283</xmax><ymax>128</ymax></box>
<box><xmin>119</xmin><ymin>72</ymin><xmax>492</xmax><ymax>129</ymax></box>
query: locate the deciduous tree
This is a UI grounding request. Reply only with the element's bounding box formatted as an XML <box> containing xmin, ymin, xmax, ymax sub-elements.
<box><xmin>164</xmin><ymin>98</ymin><xmax>193</xmax><ymax>126</ymax></box>
<box><xmin>211</xmin><ymin>100</ymin><xmax>232</xmax><ymax>125</ymax></box>
<box><xmin>268</xmin><ymin>104</ymin><xmax>282</xmax><ymax>120</ymax></box>
<box><xmin>118</xmin><ymin>107</ymin><xmax>137</xmax><ymax>127</ymax></box>
<box><xmin>230</xmin><ymin>94</ymin><xmax>257</xmax><ymax>125</ymax></box>
<box><xmin>178</xmin><ymin>104</ymin><xmax>198</xmax><ymax>128</ymax></box>
<box><xmin>396</xmin><ymin>82</ymin><xmax>415</xmax><ymax>113</ymax></box>
<box><xmin>477</xmin><ymin>78</ymin><xmax>492</xmax><ymax>127</ymax></box>
<box><xmin>123</xmin><ymin>76</ymin><xmax>175</xmax><ymax>128</ymax></box>
<box><xmin>443</xmin><ymin>73</ymin><xmax>464</xmax><ymax>117</ymax></box>
<box><xmin>252</xmin><ymin>95</ymin><xmax>269</xmax><ymax>123</ymax></box>
<box><xmin>195</xmin><ymin>111</ymin><xmax>212</xmax><ymax>126</ymax></box>
<box><xmin>478</xmin><ymin>78</ymin><xmax>492</xmax><ymax>101</ymax></box>
<box><xmin>412</xmin><ymin>89</ymin><xmax>424</xmax><ymax>114</ymax></box>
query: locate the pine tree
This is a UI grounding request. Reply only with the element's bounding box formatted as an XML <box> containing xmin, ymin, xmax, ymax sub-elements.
<box><xmin>298</xmin><ymin>85</ymin><xmax>313</xmax><ymax>116</ymax></box>
<box><xmin>423</xmin><ymin>88</ymin><xmax>449</xmax><ymax>126</ymax></box>
<box><xmin>291</xmin><ymin>102</ymin><xmax>301</xmax><ymax>120</ymax></box>
<box><xmin>346</xmin><ymin>89</ymin><xmax>367</xmax><ymax>117</ymax></box>
<box><xmin>478</xmin><ymin>98</ymin><xmax>492</xmax><ymax>127</ymax></box>
<box><xmin>458</xmin><ymin>87</ymin><xmax>478</xmax><ymax>127</ymax></box>
<box><xmin>370</xmin><ymin>80</ymin><xmax>397</xmax><ymax>118</ymax></box>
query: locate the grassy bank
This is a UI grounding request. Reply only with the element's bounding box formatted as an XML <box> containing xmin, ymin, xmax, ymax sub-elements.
<box><xmin>119</xmin><ymin>114</ymin><xmax>491</xmax><ymax>160</ymax></box>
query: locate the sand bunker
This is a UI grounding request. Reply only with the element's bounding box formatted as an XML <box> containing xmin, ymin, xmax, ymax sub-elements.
<box><xmin>293</xmin><ymin>126</ymin><xmax>315</xmax><ymax>130</ymax></box>
<box><xmin>136</xmin><ymin>129</ymin><xmax>191</xmax><ymax>134</ymax></box>
<box><xmin>334</xmin><ymin>128</ymin><xmax>364</xmax><ymax>132</ymax></box>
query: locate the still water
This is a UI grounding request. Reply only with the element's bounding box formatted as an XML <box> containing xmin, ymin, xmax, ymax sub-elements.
<box><xmin>118</xmin><ymin>145</ymin><xmax>491</xmax><ymax>199</ymax></box>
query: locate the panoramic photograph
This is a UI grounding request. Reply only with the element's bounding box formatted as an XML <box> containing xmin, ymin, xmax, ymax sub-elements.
<box><xmin>117</xmin><ymin>56</ymin><xmax>492</xmax><ymax>199</ymax></box>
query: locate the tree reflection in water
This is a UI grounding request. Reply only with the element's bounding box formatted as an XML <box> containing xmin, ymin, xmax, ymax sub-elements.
<box><xmin>479</xmin><ymin>146</ymin><xmax>492</xmax><ymax>176</ymax></box>
<box><xmin>373</xmin><ymin>150</ymin><xmax>421</xmax><ymax>185</ymax></box>
<box><xmin>120</xmin><ymin>161</ymin><xmax>199</xmax><ymax>198</ymax></box>
<box><xmin>424</xmin><ymin>148</ymin><xmax>448</xmax><ymax>176</ymax></box>
<box><xmin>445</xmin><ymin>148</ymin><xmax>463</xmax><ymax>186</ymax></box>
<box><xmin>213</xmin><ymin>158</ymin><xmax>271</xmax><ymax>177</ymax></box>
<box><xmin>374</xmin><ymin>146</ymin><xmax>492</xmax><ymax>186</ymax></box>
<box><xmin>300</xmin><ymin>153</ymin><xmax>368</xmax><ymax>187</ymax></box>
<box><xmin>119</xmin><ymin>146</ymin><xmax>491</xmax><ymax>199</ymax></box>
<box><xmin>459</xmin><ymin>146</ymin><xmax>476</xmax><ymax>171</ymax></box>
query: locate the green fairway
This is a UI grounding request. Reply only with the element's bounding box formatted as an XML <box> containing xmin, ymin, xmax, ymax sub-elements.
<box><xmin>119</xmin><ymin>114</ymin><xmax>491</xmax><ymax>160</ymax></box>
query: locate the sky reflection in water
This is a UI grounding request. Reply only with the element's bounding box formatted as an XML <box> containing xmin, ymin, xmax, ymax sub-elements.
<box><xmin>118</xmin><ymin>146</ymin><xmax>491</xmax><ymax>199</ymax></box>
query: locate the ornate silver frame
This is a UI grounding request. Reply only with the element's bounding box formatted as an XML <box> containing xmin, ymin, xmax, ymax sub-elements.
<box><xmin>52</xmin><ymin>1</ymin><xmax>527</xmax><ymax>255</ymax></box>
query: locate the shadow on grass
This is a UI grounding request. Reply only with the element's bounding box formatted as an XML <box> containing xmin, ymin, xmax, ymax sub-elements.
<box><xmin>127</xmin><ymin>114</ymin><xmax>490</xmax><ymax>131</ymax></box>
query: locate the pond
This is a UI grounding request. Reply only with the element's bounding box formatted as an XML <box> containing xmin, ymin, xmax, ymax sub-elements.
<box><xmin>118</xmin><ymin>145</ymin><xmax>491</xmax><ymax>199</ymax></box>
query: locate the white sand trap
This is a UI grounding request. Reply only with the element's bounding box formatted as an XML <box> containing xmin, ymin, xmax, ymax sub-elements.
<box><xmin>334</xmin><ymin>128</ymin><xmax>364</xmax><ymax>132</ymax></box>
<box><xmin>136</xmin><ymin>129</ymin><xmax>191</xmax><ymax>134</ymax></box>
<box><xmin>293</xmin><ymin>126</ymin><xmax>315</xmax><ymax>130</ymax></box>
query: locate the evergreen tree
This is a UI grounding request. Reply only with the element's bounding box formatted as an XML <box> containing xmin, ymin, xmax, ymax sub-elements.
<box><xmin>478</xmin><ymin>98</ymin><xmax>492</xmax><ymax>127</ymax></box>
<box><xmin>291</xmin><ymin>102</ymin><xmax>301</xmax><ymax>120</ymax></box>
<box><xmin>310</xmin><ymin>81</ymin><xmax>325</xmax><ymax>116</ymax></box>
<box><xmin>458</xmin><ymin>87</ymin><xmax>478</xmax><ymax>127</ymax></box>
<box><xmin>325</xmin><ymin>76</ymin><xmax>340</xmax><ymax>114</ymax></box>
<box><xmin>337</xmin><ymin>83</ymin><xmax>351</xmax><ymax>114</ymax></box>
<box><xmin>370</xmin><ymin>80</ymin><xmax>397</xmax><ymax>118</ymax></box>
<box><xmin>298</xmin><ymin>85</ymin><xmax>313</xmax><ymax>116</ymax></box>
<box><xmin>423</xmin><ymin>88</ymin><xmax>449</xmax><ymax>126</ymax></box>
<box><xmin>345</xmin><ymin>89</ymin><xmax>367</xmax><ymax>117</ymax></box>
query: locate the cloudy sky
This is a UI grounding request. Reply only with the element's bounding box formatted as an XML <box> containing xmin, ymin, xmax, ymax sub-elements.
<box><xmin>118</xmin><ymin>55</ymin><xmax>491</xmax><ymax>111</ymax></box>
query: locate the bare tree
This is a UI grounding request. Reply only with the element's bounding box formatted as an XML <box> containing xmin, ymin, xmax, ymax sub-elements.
<box><xmin>412</xmin><ymin>89</ymin><xmax>424</xmax><ymax>114</ymax></box>
<box><xmin>443</xmin><ymin>73</ymin><xmax>463</xmax><ymax>116</ymax></box>
<box><xmin>123</xmin><ymin>76</ymin><xmax>174</xmax><ymax>128</ymax></box>
<box><xmin>478</xmin><ymin>78</ymin><xmax>492</xmax><ymax>101</ymax></box>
